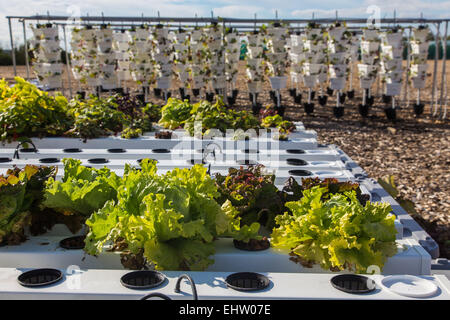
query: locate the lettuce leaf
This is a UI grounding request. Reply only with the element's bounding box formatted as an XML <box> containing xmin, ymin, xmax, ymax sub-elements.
<box><xmin>43</xmin><ymin>158</ymin><xmax>120</xmax><ymax>216</ymax></box>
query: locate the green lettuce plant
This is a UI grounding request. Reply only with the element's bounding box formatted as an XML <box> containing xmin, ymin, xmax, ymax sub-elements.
<box><xmin>84</xmin><ymin>160</ymin><xmax>259</xmax><ymax>271</ymax></box>
<box><xmin>271</xmin><ymin>186</ymin><xmax>398</xmax><ymax>273</ymax></box>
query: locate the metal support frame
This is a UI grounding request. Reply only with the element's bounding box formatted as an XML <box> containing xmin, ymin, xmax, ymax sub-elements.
<box><xmin>5</xmin><ymin>14</ymin><xmax>450</xmax><ymax>116</ymax></box>
<box><xmin>439</xmin><ymin>21</ymin><xmax>448</xmax><ymax>119</ymax></box>
<box><xmin>432</xmin><ymin>23</ymin><xmax>441</xmax><ymax>116</ymax></box>
<box><xmin>8</xmin><ymin>18</ymin><xmax>17</xmax><ymax>76</ymax></box>
<box><xmin>21</xmin><ymin>20</ymin><xmax>30</xmax><ymax>79</ymax></box>
<box><xmin>62</xmin><ymin>25</ymin><xmax>73</xmax><ymax>98</ymax></box>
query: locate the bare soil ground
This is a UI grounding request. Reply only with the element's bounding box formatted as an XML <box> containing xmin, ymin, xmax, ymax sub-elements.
<box><xmin>1</xmin><ymin>62</ymin><xmax>449</xmax><ymax>258</ymax></box>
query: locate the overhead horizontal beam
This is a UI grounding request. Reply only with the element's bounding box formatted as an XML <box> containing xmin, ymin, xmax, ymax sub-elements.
<box><xmin>6</xmin><ymin>14</ymin><xmax>450</xmax><ymax>24</ymax></box>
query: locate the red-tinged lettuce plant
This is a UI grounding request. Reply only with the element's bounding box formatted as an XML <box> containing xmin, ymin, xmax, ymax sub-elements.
<box><xmin>282</xmin><ymin>177</ymin><xmax>370</xmax><ymax>205</ymax></box>
<box><xmin>215</xmin><ymin>165</ymin><xmax>284</xmax><ymax>231</ymax></box>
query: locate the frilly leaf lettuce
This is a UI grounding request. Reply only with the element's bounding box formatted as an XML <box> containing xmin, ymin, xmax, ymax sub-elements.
<box><xmin>43</xmin><ymin>158</ymin><xmax>120</xmax><ymax>216</ymax></box>
<box><xmin>271</xmin><ymin>186</ymin><xmax>398</xmax><ymax>273</ymax></box>
<box><xmin>85</xmin><ymin>160</ymin><xmax>259</xmax><ymax>270</ymax></box>
<box><xmin>158</xmin><ymin>98</ymin><xmax>192</xmax><ymax>130</ymax></box>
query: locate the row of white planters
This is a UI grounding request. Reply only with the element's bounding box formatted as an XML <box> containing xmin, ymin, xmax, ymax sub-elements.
<box><xmin>3</xmin><ymin>267</ymin><xmax>448</xmax><ymax>300</ymax></box>
<box><xmin>380</xmin><ymin>39</ymin><xmax>403</xmax><ymax>96</ymax></box>
<box><xmin>0</xmin><ymin>234</ymin><xmax>430</xmax><ymax>277</ymax></box>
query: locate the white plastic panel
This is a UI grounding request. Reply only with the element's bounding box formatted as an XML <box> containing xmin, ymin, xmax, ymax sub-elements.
<box><xmin>0</xmin><ymin>268</ymin><xmax>448</xmax><ymax>300</ymax></box>
<box><xmin>0</xmin><ymin>237</ymin><xmax>430</xmax><ymax>275</ymax></box>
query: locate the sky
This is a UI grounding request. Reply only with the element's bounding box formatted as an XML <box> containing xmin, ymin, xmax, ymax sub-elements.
<box><xmin>1</xmin><ymin>0</ymin><xmax>449</xmax><ymax>49</ymax></box>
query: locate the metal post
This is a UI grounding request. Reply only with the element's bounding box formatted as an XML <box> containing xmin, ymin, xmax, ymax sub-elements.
<box><xmin>438</xmin><ymin>21</ymin><xmax>448</xmax><ymax>118</ymax></box>
<box><xmin>403</xmin><ymin>27</ymin><xmax>411</xmax><ymax>108</ymax></box>
<box><xmin>8</xmin><ymin>17</ymin><xmax>17</xmax><ymax>76</ymax></box>
<box><xmin>62</xmin><ymin>25</ymin><xmax>73</xmax><ymax>98</ymax></box>
<box><xmin>432</xmin><ymin>23</ymin><xmax>440</xmax><ymax>116</ymax></box>
<box><xmin>21</xmin><ymin>20</ymin><xmax>30</xmax><ymax>79</ymax></box>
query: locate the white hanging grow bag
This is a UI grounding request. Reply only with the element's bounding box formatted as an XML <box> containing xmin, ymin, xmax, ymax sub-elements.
<box><xmin>305</xmin><ymin>28</ymin><xmax>322</xmax><ymax>39</ymax></box>
<box><xmin>98</xmin><ymin>41</ymin><xmax>113</xmax><ymax>53</ymax></box>
<box><xmin>329</xmin><ymin>77</ymin><xmax>346</xmax><ymax>90</ymax></box>
<box><xmin>113</xmin><ymin>32</ymin><xmax>128</xmax><ymax>42</ymax></box>
<box><xmin>290</xmin><ymin>64</ymin><xmax>303</xmax><ymax>74</ymax></box>
<box><xmin>289</xmin><ymin>53</ymin><xmax>304</xmax><ymax>64</ymax></box>
<box><xmin>411</xmin><ymin>76</ymin><xmax>426</xmax><ymax>89</ymax></box>
<box><xmin>328</xmin><ymin>52</ymin><xmax>347</xmax><ymax>65</ymax></box>
<box><xmin>176</xmin><ymin>33</ymin><xmax>187</xmax><ymax>43</ymax></box>
<box><xmin>303</xmin><ymin>63</ymin><xmax>323</xmax><ymax>75</ymax></box>
<box><xmin>193</xmin><ymin>76</ymin><xmax>205</xmax><ymax>88</ymax></box>
<box><xmin>212</xmin><ymin>76</ymin><xmax>227</xmax><ymax>89</ymax></box>
<box><xmin>290</xmin><ymin>35</ymin><xmax>302</xmax><ymax>47</ymax></box>
<box><xmin>327</xmin><ymin>27</ymin><xmax>346</xmax><ymax>40</ymax></box>
<box><xmin>362</xmin><ymin>28</ymin><xmax>379</xmax><ymax>41</ymax></box>
<box><xmin>271</xmin><ymin>40</ymin><xmax>287</xmax><ymax>51</ymax></box>
<box><xmin>247</xmin><ymin>80</ymin><xmax>262</xmax><ymax>93</ymax></box>
<box><xmin>413</xmin><ymin>28</ymin><xmax>429</xmax><ymax>42</ymax></box>
<box><xmin>385</xmin><ymin>82</ymin><xmax>402</xmax><ymax>96</ymax></box>
<box><xmin>410</xmin><ymin>63</ymin><xmax>428</xmax><ymax>75</ymax></box>
<box><xmin>117</xmin><ymin>70</ymin><xmax>132</xmax><ymax>81</ymax></box>
<box><xmin>384</xmin><ymin>71</ymin><xmax>403</xmax><ymax>83</ymax></box>
<box><xmin>302</xmin><ymin>75</ymin><xmax>318</xmax><ymax>88</ymax></box>
<box><xmin>101</xmin><ymin>77</ymin><xmax>119</xmax><ymax>89</ymax></box>
<box><xmin>411</xmin><ymin>53</ymin><xmax>428</xmax><ymax>65</ymax></box>
<box><xmin>245</xmin><ymin>69</ymin><xmax>263</xmax><ymax>81</ymax></box>
<box><xmin>267</xmin><ymin>27</ymin><xmax>287</xmax><ymax>38</ymax></box>
<box><xmin>40</xmin><ymin>63</ymin><xmax>63</xmax><ymax>73</ymax></box>
<box><xmin>269</xmin><ymin>76</ymin><xmax>288</xmax><ymax>90</ymax></box>
<box><xmin>290</xmin><ymin>45</ymin><xmax>304</xmax><ymax>55</ymax></box>
<box><xmin>303</xmin><ymin>40</ymin><xmax>324</xmax><ymax>53</ymax></box>
<box><xmin>381</xmin><ymin>45</ymin><xmax>403</xmax><ymax>59</ymax></box>
<box><xmin>360</xmin><ymin>41</ymin><xmax>379</xmax><ymax>54</ymax></box>
<box><xmin>246</xmin><ymin>46</ymin><xmax>263</xmax><ymax>58</ymax></box>
<box><xmin>317</xmin><ymin>71</ymin><xmax>328</xmax><ymax>83</ymax></box>
<box><xmin>381</xmin><ymin>59</ymin><xmax>403</xmax><ymax>72</ymax></box>
<box><xmin>41</xmin><ymin>28</ymin><xmax>59</xmax><ymax>40</ymax></box>
<box><xmin>101</xmin><ymin>65</ymin><xmax>116</xmax><ymax>74</ymax></box>
<box><xmin>290</xmin><ymin>71</ymin><xmax>301</xmax><ymax>83</ymax></box>
<box><xmin>191</xmin><ymin>29</ymin><xmax>203</xmax><ymax>42</ymax></box>
<box><xmin>382</xmin><ymin>32</ymin><xmax>403</xmax><ymax>47</ymax></box>
<box><xmin>247</xmin><ymin>34</ymin><xmax>261</xmax><ymax>46</ymax></box>
<box><xmin>36</xmin><ymin>51</ymin><xmax>61</xmax><ymax>63</ymax></box>
<box><xmin>42</xmin><ymin>75</ymin><xmax>62</xmax><ymax>88</ymax></box>
<box><xmin>360</xmin><ymin>77</ymin><xmax>375</xmax><ymax>89</ymax></box>
<box><xmin>208</xmin><ymin>40</ymin><xmax>223</xmax><ymax>51</ymax></box>
<box><xmin>304</xmin><ymin>52</ymin><xmax>326</xmax><ymax>64</ymax></box>
<box><xmin>86</xmin><ymin>76</ymin><xmax>101</xmax><ymax>87</ymax></box>
<box><xmin>411</xmin><ymin>41</ymin><xmax>429</xmax><ymax>55</ymax></box>
<box><xmin>327</xmin><ymin>41</ymin><xmax>346</xmax><ymax>54</ymax></box>
<box><xmin>178</xmin><ymin>71</ymin><xmax>190</xmax><ymax>82</ymax></box>
<box><xmin>156</xmin><ymin>76</ymin><xmax>172</xmax><ymax>89</ymax></box>
<box><xmin>329</xmin><ymin>64</ymin><xmax>347</xmax><ymax>78</ymax></box>
<box><xmin>357</xmin><ymin>64</ymin><xmax>378</xmax><ymax>78</ymax></box>
<box><xmin>117</xmin><ymin>60</ymin><xmax>131</xmax><ymax>70</ymax></box>
<box><xmin>361</xmin><ymin>53</ymin><xmax>378</xmax><ymax>65</ymax></box>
